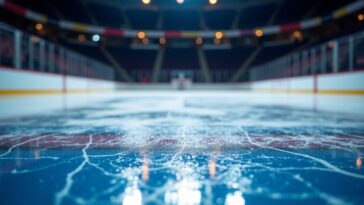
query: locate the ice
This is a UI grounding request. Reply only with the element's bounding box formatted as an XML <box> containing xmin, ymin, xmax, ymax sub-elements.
<box><xmin>0</xmin><ymin>91</ymin><xmax>363</xmax><ymax>205</ymax></box>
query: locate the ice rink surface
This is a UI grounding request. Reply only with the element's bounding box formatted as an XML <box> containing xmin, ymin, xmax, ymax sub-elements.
<box><xmin>0</xmin><ymin>91</ymin><xmax>363</xmax><ymax>205</ymax></box>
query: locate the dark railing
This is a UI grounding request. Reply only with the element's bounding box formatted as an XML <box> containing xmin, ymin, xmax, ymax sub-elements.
<box><xmin>250</xmin><ymin>31</ymin><xmax>364</xmax><ymax>81</ymax></box>
<box><xmin>0</xmin><ymin>23</ymin><xmax>114</xmax><ymax>81</ymax></box>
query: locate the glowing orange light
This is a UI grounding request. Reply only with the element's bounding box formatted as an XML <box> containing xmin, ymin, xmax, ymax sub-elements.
<box><xmin>35</xmin><ymin>23</ymin><xmax>44</xmax><ymax>31</ymax></box>
<box><xmin>142</xmin><ymin>160</ymin><xmax>149</xmax><ymax>181</ymax></box>
<box><xmin>209</xmin><ymin>159</ymin><xmax>216</xmax><ymax>178</ymax></box>
<box><xmin>357</xmin><ymin>156</ymin><xmax>362</xmax><ymax>169</ymax></box>
<box><xmin>255</xmin><ymin>29</ymin><xmax>264</xmax><ymax>37</ymax></box>
<box><xmin>215</xmin><ymin>31</ymin><xmax>223</xmax><ymax>40</ymax></box>
<box><xmin>137</xmin><ymin>31</ymin><xmax>146</xmax><ymax>40</ymax></box>
<box><xmin>209</xmin><ymin>0</ymin><xmax>218</xmax><ymax>5</ymax></box>
<box><xmin>159</xmin><ymin>37</ymin><xmax>166</xmax><ymax>45</ymax></box>
<box><xmin>292</xmin><ymin>31</ymin><xmax>303</xmax><ymax>41</ymax></box>
<box><xmin>78</xmin><ymin>34</ymin><xmax>86</xmax><ymax>42</ymax></box>
<box><xmin>195</xmin><ymin>37</ymin><xmax>203</xmax><ymax>45</ymax></box>
<box><xmin>358</xmin><ymin>14</ymin><xmax>364</xmax><ymax>21</ymax></box>
<box><xmin>327</xmin><ymin>41</ymin><xmax>335</xmax><ymax>48</ymax></box>
<box><xmin>142</xmin><ymin>0</ymin><xmax>150</xmax><ymax>5</ymax></box>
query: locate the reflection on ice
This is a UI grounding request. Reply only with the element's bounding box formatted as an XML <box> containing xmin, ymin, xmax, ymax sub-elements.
<box><xmin>164</xmin><ymin>178</ymin><xmax>201</xmax><ymax>205</ymax></box>
<box><xmin>225</xmin><ymin>191</ymin><xmax>245</xmax><ymax>205</ymax></box>
<box><xmin>33</xmin><ymin>150</ymin><xmax>40</xmax><ymax>160</ymax></box>
<box><xmin>0</xmin><ymin>93</ymin><xmax>364</xmax><ymax>205</ymax></box>
<box><xmin>357</xmin><ymin>156</ymin><xmax>362</xmax><ymax>169</ymax></box>
<box><xmin>122</xmin><ymin>186</ymin><xmax>142</xmax><ymax>205</ymax></box>
<box><xmin>122</xmin><ymin>176</ymin><xmax>142</xmax><ymax>205</ymax></box>
<box><xmin>209</xmin><ymin>159</ymin><xmax>216</xmax><ymax>179</ymax></box>
<box><xmin>165</xmin><ymin>166</ymin><xmax>201</xmax><ymax>205</ymax></box>
<box><xmin>142</xmin><ymin>156</ymin><xmax>149</xmax><ymax>182</ymax></box>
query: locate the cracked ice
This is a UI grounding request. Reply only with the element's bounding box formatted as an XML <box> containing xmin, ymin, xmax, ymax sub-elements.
<box><xmin>0</xmin><ymin>93</ymin><xmax>363</xmax><ymax>205</ymax></box>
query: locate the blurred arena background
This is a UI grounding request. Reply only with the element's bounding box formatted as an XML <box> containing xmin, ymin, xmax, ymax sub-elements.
<box><xmin>0</xmin><ymin>0</ymin><xmax>363</xmax><ymax>90</ymax></box>
<box><xmin>0</xmin><ymin>1</ymin><xmax>364</xmax><ymax>205</ymax></box>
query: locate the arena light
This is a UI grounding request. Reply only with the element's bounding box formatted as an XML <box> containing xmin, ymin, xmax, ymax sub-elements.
<box><xmin>177</xmin><ymin>0</ymin><xmax>184</xmax><ymax>4</ymax></box>
<box><xmin>92</xmin><ymin>34</ymin><xmax>100</xmax><ymax>42</ymax></box>
<box><xmin>215</xmin><ymin>31</ymin><xmax>223</xmax><ymax>40</ymax></box>
<box><xmin>358</xmin><ymin>14</ymin><xmax>364</xmax><ymax>21</ymax></box>
<box><xmin>327</xmin><ymin>41</ymin><xmax>334</xmax><ymax>48</ymax></box>
<box><xmin>35</xmin><ymin>23</ymin><xmax>44</xmax><ymax>31</ymax></box>
<box><xmin>137</xmin><ymin>31</ymin><xmax>146</xmax><ymax>40</ymax></box>
<box><xmin>78</xmin><ymin>34</ymin><xmax>86</xmax><ymax>42</ymax></box>
<box><xmin>195</xmin><ymin>37</ymin><xmax>203</xmax><ymax>45</ymax></box>
<box><xmin>255</xmin><ymin>29</ymin><xmax>264</xmax><ymax>37</ymax></box>
<box><xmin>142</xmin><ymin>0</ymin><xmax>150</xmax><ymax>5</ymax></box>
<box><xmin>209</xmin><ymin>0</ymin><xmax>218</xmax><ymax>5</ymax></box>
<box><xmin>292</xmin><ymin>31</ymin><xmax>303</xmax><ymax>41</ymax></box>
<box><xmin>159</xmin><ymin>37</ymin><xmax>166</xmax><ymax>45</ymax></box>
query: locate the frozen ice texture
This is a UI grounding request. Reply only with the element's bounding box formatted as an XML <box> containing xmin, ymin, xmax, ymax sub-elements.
<box><xmin>0</xmin><ymin>92</ymin><xmax>363</xmax><ymax>205</ymax></box>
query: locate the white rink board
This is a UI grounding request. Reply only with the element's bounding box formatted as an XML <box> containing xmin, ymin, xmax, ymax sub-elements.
<box><xmin>288</xmin><ymin>76</ymin><xmax>314</xmax><ymax>90</ymax></box>
<box><xmin>0</xmin><ymin>68</ymin><xmax>62</xmax><ymax>90</ymax></box>
<box><xmin>249</xmin><ymin>70</ymin><xmax>364</xmax><ymax>93</ymax></box>
<box><xmin>318</xmin><ymin>72</ymin><xmax>364</xmax><ymax>91</ymax></box>
<box><xmin>0</xmin><ymin>67</ymin><xmax>118</xmax><ymax>92</ymax></box>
